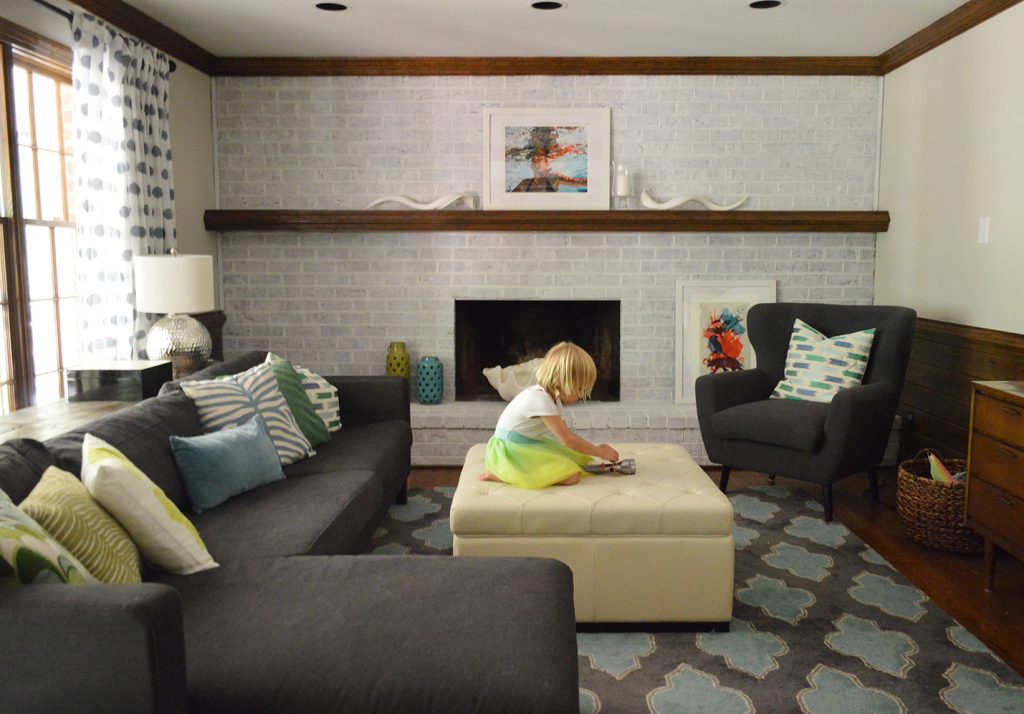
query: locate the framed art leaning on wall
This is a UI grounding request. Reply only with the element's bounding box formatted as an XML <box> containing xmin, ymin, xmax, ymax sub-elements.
<box><xmin>482</xmin><ymin>107</ymin><xmax>611</xmax><ymax>210</ymax></box>
<box><xmin>675</xmin><ymin>280</ymin><xmax>776</xmax><ymax>404</ymax></box>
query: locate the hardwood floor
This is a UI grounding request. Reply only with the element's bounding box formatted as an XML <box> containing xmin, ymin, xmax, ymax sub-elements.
<box><xmin>409</xmin><ymin>464</ymin><xmax>1024</xmax><ymax>675</ymax></box>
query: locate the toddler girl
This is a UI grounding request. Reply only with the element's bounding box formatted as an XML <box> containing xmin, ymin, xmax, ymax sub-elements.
<box><xmin>481</xmin><ymin>342</ymin><xmax>619</xmax><ymax>488</ymax></box>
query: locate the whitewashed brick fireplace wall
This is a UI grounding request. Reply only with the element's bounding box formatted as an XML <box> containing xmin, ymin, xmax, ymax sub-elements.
<box><xmin>214</xmin><ymin>74</ymin><xmax>885</xmax><ymax>465</ymax></box>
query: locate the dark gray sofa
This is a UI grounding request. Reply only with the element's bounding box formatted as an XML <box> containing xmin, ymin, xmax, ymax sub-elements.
<box><xmin>0</xmin><ymin>351</ymin><xmax>579</xmax><ymax>713</ymax></box>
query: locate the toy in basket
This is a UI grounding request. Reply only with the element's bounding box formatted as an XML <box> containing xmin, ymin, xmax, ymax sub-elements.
<box><xmin>896</xmin><ymin>449</ymin><xmax>982</xmax><ymax>553</ymax></box>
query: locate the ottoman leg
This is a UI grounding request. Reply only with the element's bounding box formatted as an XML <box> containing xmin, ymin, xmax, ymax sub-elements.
<box><xmin>719</xmin><ymin>466</ymin><xmax>731</xmax><ymax>493</ymax></box>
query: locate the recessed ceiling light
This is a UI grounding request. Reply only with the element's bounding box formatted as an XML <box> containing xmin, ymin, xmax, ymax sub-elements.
<box><xmin>531</xmin><ymin>2</ymin><xmax>564</xmax><ymax>9</ymax></box>
<box><xmin>749</xmin><ymin>0</ymin><xmax>784</xmax><ymax>8</ymax></box>
<box><xmin>316</xmin><ymin>2</ymin><xmax>348</xmax><ymax>10</ymax></box>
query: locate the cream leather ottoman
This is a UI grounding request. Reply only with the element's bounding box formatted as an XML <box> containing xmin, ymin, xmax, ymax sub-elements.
<box><xmin>451</xmin><ymin>442</ymin><xmax>734</xmax><ymax>625</ymax></box>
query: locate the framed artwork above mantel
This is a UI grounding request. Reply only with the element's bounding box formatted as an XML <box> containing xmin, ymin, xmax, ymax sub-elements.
<box><xmin>482</xmin><ymin>107</ymin><xmax>611</xmax><ymax>211</ymax></box>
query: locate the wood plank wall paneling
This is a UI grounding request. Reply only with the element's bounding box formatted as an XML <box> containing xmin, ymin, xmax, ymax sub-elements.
<box><xmin>898</xmin><ymin>318</ymin><xmax>1024</xmax><ymax>459</ymax></box>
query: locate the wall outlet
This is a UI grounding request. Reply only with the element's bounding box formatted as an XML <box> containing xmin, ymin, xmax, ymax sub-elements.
<box><xmin>978</xmin><ymin>216</ymin><xmax>990</xmax><ymax>244</ymax></box>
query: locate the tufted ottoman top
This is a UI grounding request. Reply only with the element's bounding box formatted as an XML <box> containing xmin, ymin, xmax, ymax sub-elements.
<box><xmin>451</xmin><ymin>443</ymin><xmax>733</xmax><ymax>537</ymax></box>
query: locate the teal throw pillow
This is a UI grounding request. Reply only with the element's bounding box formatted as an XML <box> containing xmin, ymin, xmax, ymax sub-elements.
<box><xmin>264</xmin><ymin>354</ymin><xmax>330</xmax><ymax>446</ymax></box>
<box><xmin>170</xmin><ymin>415</ymin><xmax>285</xmax><ymax>514</ymax></box>
<box><xmin>1</xmin><ymin>490</ymin><xmax>96</xmax><ymax>585</ymax></box>
<box><xmin>771</xmin><ymin>318</ymin><xmax>876</xmax><ymax>403</ymax></box>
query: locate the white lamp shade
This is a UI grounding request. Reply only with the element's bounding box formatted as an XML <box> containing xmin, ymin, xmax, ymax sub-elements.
<box><xmin>133</xmin><ymin>254</ymin><xmax>215</xmax><ymax>314</ymax></box>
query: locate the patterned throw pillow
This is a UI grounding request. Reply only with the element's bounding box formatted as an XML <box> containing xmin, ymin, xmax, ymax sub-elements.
<box><xmin>771</xmin><ymin>319</ymin><xmax>876</xmax><ymax>403</ymax></box>
<box><xmin>264</xmin><ymin>354</ymin><xmax>330</xmax><ymax>446</ymax></box>
<box><xmin>82</xmin><ymin>434</ymin><xmax>218</xmax><ymax>575</ymax></box>
<box><xmin>182</xmin><ymin>364</ymin><xmax>313</xmax><ymax>465</ymax></box>
<box><xmin>296</xmin><ymin>366</ymin><xmax>342</xmax><ymax>433</ymax></box>
<box><xmin>1</xmin><ymin>490</ymin><xmax>95</xmax><ymax>585</ymax></box>
<box><xmin>19</xmin><ymin>466</ymin><xmax>142</xmax><ymax>584</ymax></box>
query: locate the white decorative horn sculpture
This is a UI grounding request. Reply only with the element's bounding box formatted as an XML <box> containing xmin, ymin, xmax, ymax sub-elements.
<box><xmin>366</xmin><ymin>193</ymin><xmax>478</xmax><ymax>210</ymax></box>
<box><xmin>639</xmin><ymin>191</ymin><xmax>748</xmax><ymax>211</ymax></box>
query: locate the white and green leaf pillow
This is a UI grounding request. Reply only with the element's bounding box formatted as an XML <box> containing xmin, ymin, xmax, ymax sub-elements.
<box><xmin>295</xmin><ymin>366</ymin><xmax>341</xmax><ymax>433</ymax></box>
<box><xmin>771</xmin><ymin>318</ymin><xmax>876</xmax><ymax>403</ymax></box>
<box><xmin>1</xmin><ymin>490</ymin><xmax>96</xmax><ymax>585</ymax></box>
<box><xmin>81</xmin><ymin>434</ymin><xmax>218</xmax><ymax>575</ymax></box>
<box><xmin>20</xmin><ymin>466</ymin><xmax>142</xmax><ymax>584</ymax></box>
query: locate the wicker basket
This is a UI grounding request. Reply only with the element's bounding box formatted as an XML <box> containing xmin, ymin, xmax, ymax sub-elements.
<box><xmin>896</xmin><ymin>450</ymin><xmax>983</xmax><ymax>554</ymax></box>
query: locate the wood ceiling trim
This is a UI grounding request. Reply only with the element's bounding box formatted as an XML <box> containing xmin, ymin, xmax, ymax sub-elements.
<box><xmin>71</xmin><ymin>0</ymin><xmax>216</xmax><ymax>73</ymax></box>
<box><xmin>212</xmin><ymin>55</ymin><xmax>883</xmax><ymax>77</ymax></box>
<box><xmin>879</xmin><ymin>0</ymin><xmax>1024</xmax><ymax>74</ymax></box>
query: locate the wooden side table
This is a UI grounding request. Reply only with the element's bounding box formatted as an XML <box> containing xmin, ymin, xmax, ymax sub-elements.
<box><xmin>0</xmin><ymin>400</ymin><xmax>132</xmax><ymax>445</ymax></box>
<box><xmin>965</xmin><ymin>381</ymin><xmax>1024</xmax><ymax>589</ymax></box>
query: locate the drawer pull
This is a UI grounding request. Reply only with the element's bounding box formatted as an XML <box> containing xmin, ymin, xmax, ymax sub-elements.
<box><xmin>1001</xmin><ymin>406</ymin><xmax>1021</xmax><ymax>417</ymax></box>
<box><xmin>995</xmin><ymin>493</ymin><xmax>1016</xmax><ymax>507</ymax></box>
<box><xmin>998</xmin><ymin>447</ymin><xmax>1019</xmax><ymax>459</ymax></box>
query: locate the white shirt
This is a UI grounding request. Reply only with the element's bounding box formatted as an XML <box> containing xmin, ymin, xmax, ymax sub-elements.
<box><xmin>494</xmin><ymin>385</ymin><xmax>564</xmax><ymax>441</ymax></box>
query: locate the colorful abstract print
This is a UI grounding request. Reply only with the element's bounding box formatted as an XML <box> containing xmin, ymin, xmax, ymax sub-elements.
<box><xmin>703</xmin><ymin>308</ymin><xmax>747</xmax><ymax>373</ymax></box>
<box><xmin>504</xmin><ymin>125</ymin><xmax>588</xmax><ymax>193</ymax></box>
<box><xmin>772</xmin><ymin>319</ymin><xmax>875</xmax><ymax>403</ymax></box>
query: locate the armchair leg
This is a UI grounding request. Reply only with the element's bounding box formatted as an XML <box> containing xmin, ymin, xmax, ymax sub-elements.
<box><xmin>822</xmin><ymin>485</ymin><xmax>833</xmax><ymax>523</ymax></box>
<box><xmin>396</xmin><ymin>480</ymin><xmax>408</xmax><ymax>505</ymax></box>
<box><xmin>719</xmin><ymin>466</ymin><xmax>731</xmax><ymax>493</ymax></box>
<box><xmin>867</xmin><ymin>467</ymin><xmax>879</xmax><ymax>501</ymax></box>
<box><xmin>767</xmin><ymin>473</ymin><xmax>776</xmax><ymax>484</ymax></box>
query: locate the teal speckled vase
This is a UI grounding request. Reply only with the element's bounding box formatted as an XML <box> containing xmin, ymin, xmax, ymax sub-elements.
<box><xmin>416</xmin><ymin>356</ymin><xmax>443</xmax><ymax>405</ymax></box>
<box><xmin>386</xmin><ymin>341</ymin><xmax>410</xmax><ymax>378</ymax></box>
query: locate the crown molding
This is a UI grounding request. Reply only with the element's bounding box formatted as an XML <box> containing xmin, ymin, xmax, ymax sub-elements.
<box><xmin>212</xmin><ymin>55</ymin><xmax>882</xmax><ymax>77</ymax></box>
<box><xmin>879</xmin><ymin>0</ymin><xmax>1024</xmax><ymax>74</ymax></box>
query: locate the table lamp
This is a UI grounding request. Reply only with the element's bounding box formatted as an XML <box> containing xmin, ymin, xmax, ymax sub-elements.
<box><xmin>133</xmin><ymin>251</ymin><xmax>215</xmax><ymax>378</ymax></box>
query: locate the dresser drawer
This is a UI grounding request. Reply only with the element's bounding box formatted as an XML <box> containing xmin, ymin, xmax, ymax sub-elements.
<box><xmin>968</xmin><ymin>478</ymin><xmax>1024</xmax><ymax>546</ymax></box>
<box><xmin>970</xmin><ymin>433</ymin><xmax>1024</xmax><ymax>500</ymax></box>
<box><xmin>974</xmin><ymin>393</ymin><xmax>1024</xmax><ymax>447</ymax></box>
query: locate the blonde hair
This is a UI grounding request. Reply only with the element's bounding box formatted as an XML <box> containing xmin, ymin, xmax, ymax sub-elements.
<box><xmin>535</xmin><ymin>341</ymin><xmax>597</xmax><ymax>402</ymax></box>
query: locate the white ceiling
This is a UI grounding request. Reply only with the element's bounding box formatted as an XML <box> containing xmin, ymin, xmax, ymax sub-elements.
<box><xmin>119</xmin><ymin>0</ymin><xmax>968</xmax><ymax>58</ymax></box>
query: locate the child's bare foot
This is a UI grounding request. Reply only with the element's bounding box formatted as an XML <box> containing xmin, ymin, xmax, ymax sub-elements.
<box><xmin>556</xmin><ymin>473</ymin><xmax>581</xmax><ymax>486</ymax></box>
<box><xmin>479</xmin><ymin>472</ymin><xmax>501</xmax><ymax>482</ymax></box>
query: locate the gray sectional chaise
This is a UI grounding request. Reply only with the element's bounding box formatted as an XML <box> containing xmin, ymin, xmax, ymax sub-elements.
<box><xmin>0</xmin><ymin>351</ymin><xmax>579</xmax><ymax>713</ymax></box>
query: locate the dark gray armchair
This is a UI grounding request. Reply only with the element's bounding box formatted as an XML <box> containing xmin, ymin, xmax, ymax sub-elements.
<box><xmin>696</xmin><ymin>303</ymin><xmax>916</xmax><ymax>521</ymax></box>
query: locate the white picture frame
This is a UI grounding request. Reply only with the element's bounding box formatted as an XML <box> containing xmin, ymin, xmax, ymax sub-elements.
<box><xmin>482</xmin><ymin>107</ymin><xmax>611</xmax><ymax>210</ymax></box>
<box><xmin>675</xmin><ymin>280</ymin><xmax>777</xmax><ymax>404</ymax></box>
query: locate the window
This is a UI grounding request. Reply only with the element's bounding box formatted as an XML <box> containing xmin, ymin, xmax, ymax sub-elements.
<box><xmin>1</xmin><ymin>25</ymin><xmax>80</xmax><ymax>413</ymax></box>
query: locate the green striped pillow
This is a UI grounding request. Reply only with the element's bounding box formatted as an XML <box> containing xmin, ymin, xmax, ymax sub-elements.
<box><xmin>264</xmin><ymin>355</ymin><xmax>330</xmax><ymax>447</ymax></box>
<box><xmin>295</xmin><ymin>366</ymin><xmax>342</xmax><ymax>433</ymax></box>
<box><xmin>771</xmin><ymin>318</ymin><xmax>875</xmax><ymax>403</ymax></box>
<box><xmin>19</xmin><ymin>466</ymin><xmax>141</xmax><ymax>584</ymax></box>
<box><xmin>1</xmin><ymin>490</ymin><xmax>96</xmax><ymax>585</ymax></box>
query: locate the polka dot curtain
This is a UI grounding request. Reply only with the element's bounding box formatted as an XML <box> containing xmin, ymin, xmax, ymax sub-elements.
<box><xmin>71</xmin><ymin>13</ymin><xmax>177</xmax><ymax>360</ymax></box>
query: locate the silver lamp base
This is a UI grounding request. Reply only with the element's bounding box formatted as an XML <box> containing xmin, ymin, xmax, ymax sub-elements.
<box><xmin>147</xmin><ymin>313</ymin><xmax>212</xmax><ymax>379</ymax></box>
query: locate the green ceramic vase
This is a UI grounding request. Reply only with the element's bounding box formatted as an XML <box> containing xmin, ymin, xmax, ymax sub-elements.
<box><xmin>386</xmin><ymin>341</ymin><xmax>410</xmax><ymax>378</ymax></box>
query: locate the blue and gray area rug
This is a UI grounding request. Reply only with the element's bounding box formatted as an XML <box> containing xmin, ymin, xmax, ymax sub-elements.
<box><xmin>367</xmin><ymin>486</ymin><xmax>1024</xmax><ymax>713</ymax></box>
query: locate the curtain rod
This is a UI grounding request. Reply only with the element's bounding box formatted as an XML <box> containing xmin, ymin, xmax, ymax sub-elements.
<box><xmin>29</xmin><ymin>0</ymin><xmax>177</xmax><ymax>73</ymax></box>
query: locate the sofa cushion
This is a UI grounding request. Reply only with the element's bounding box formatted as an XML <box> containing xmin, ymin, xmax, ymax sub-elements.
<box><xmin>296</xmin><ymin>366</ymin><xmax>341</xmax><ymax>432</ymax></box>
<box><xmin>711</xmin><ymin>398</ymin><xmax>830</xmax><ymax>453</ymax></box>
<box><xmin>19</xmin><ymin>466</ymin><xmax>142</xmax><ymax>584</ymax></box>
<box><xmin>265</xmin><ymin>354</ymin><xmax>330</xmax><ymax>446</ymax></box>
<box><xmin>153</xmin><ymin>555</ymin><xmax>579</xmax><ymax>714</ymax></box>
<box><xmin>45</xmin><ymin>390</ymin><xmax>203</xmax><ymax>511</ymax></box>
<box><xmin>771</xmin><ymin>318</ymin><xmax>876</xmax><ymax>403</ymax></box>
<box><xmin>82</xmin><ymin>435</ymin><xmax>218</xmax><ymax>575</ymax></box>
<box><xmin>190</xmin><ymin>469</ymin><xmax>381</xmax><ymax>561</ymax></box>
<box><xmin>170</xmin><ymin>415</ymin><xmax>285</xmax><ymax>514</ymax></box>
<box><xmin>1</xmin><ymin>490</ymin><xmax>95</xmax><ymax>585</ymax></box>
<box><xmin>284</xmin><ymin>420</ymin><xmax>412</xmax><ymax>499</ymax></box>
<box><xmin>0</xmin><ymin>439</ymin><xmax>55</xmax><ymax>505</ymax></box>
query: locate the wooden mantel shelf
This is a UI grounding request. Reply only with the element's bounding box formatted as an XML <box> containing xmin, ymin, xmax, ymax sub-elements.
<box><xmin>204</xmin><ymin>209</ymin><xmax>890</xmax><ymax>234</ymax></box>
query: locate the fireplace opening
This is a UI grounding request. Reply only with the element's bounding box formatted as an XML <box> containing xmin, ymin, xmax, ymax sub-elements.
<box><xmin>455</xmin><ymin>300</ymin><xmax>620</xmax><ymax>401</ymax></box>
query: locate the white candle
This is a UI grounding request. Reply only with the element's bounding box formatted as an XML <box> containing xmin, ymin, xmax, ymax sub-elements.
<box><xmin>614</xmin><ymin>172</ymin><xmax>633</xmax><ymax>197</ymax></box>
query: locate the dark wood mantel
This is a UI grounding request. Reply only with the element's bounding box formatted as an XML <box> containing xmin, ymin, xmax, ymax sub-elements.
<box><xmin>204</xmin><ymin>209</ymin><xmax>890</xmax><ymax>234</ymax></box>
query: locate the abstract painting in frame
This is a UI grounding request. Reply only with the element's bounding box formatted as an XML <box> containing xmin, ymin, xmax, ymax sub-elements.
<box><xmin>482</xmin><ymin>107</ymin><xmax>610</xmax><ymax>210</ymax></box>
<box><xmin>676</xmin><ymin>280</ymin><xmax>777</xmax><ymax>404</ymax></box>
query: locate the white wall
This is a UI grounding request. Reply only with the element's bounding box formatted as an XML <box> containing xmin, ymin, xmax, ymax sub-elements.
<box><xmin>876</xmin><ymin>4</ymin><xmax>1024</xmax><ymax>334</ymax></box>
<box><xmin>0</xmin><ymin>0</ymin><xmax>219</xmax><ymax>295</ymax></box>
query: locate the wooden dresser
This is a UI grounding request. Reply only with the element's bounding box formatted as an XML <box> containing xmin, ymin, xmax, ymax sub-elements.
<box><xmin>966</xmin><ymin>381</ymin><xmax>1024</xmax><ymax>589</ymax></box>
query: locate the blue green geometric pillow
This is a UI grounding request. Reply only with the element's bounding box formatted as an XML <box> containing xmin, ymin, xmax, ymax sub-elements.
<box><xmin>771</xmin><ymin>318</ymin><xmax>876</xmax><ymax>403</ymax></box>
<box><xmin>0</xmin><ymin>490</ymin><xmax>96</xmax><ymax>585</ymax></box>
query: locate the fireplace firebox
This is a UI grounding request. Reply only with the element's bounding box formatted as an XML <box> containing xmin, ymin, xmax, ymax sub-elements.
<box><xmin>455</xmin><ymin>300</ymin><xmax>620</xmax><ymax>401</ymax></box>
